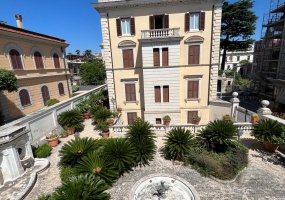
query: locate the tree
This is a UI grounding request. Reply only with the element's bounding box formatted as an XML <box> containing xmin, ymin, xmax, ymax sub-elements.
<box><xmin>0</xmin><ymin>69</ymin><xmax>18</xmax><ymax>92</ymax></box>
<box><xmin>79</xmin><ymin>60</ymin><xmax>106</xmax><ymax>85</ymax></box>
<box><xmin>220</xmin><ymin>0</ymin><xmax>257</xmax><ymax>70</ymax></box>
<box><xmin>83</xmin><ymin>49</ymin><xmax>94</xmax><ymax>62</ymax></box>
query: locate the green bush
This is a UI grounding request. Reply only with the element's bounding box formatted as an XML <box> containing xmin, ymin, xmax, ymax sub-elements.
<box><xmin>90</xmin><ymin>105</ymin><xmax>103</xmax><ymax>117</ymax></box>
<box><xmin>45</xmin><ymin>98</ymin><xmax>60</xmax><ymax>107</ymax></box>
<box><xmin>164</xmin><ymin>127</ymin><xmax>196</xmax><ymax>161</ymax></box>
<box><xmin>35</xmin><ymin>144</ymin><xmax>52</xmax><ymax>158</ymax></box>
<box><xmin>57</xmin><ymin>109</ymin><xmax>83</xmax><ymax>131</ymax></box>
<box><xmin>93</xmin><ymin>108</ymin><xmax>112</xmax><ymax>123</ymax></box>
<box><xmin>36</xmin><ymin>194</ymin><xmax>51</xmax><ymax>200</ymax></box>
<box><xmin>60</xmin><ymin>166</ymin><xmax>77</xmax><ymax>183</ymax></box>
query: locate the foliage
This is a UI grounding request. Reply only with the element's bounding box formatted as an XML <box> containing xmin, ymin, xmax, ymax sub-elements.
<box><xmin>79</xmin><ymin>60</ymin><xmax>106</xmax><ymax>85</ymax></box>
<box><xmin>96</xmin><ymin>121</ymin><xmax>109</xmax><ymax>130</ymax></box>
<box><xmin>126</xmin><ymin>120</ymin><xmax>156</xmax><ymax>167</ymax></box>
<box><xmin>46</xmin><ymin>98</ymin><xmax>60</xmax><ymax>107</ymax></box>
<box><xmin>197</xmin><ymin>120</ymin><xmax>237</xmax><ymax>152</ymax></box>
<box><xmin>60</xmin><ymin>130</ymin><xmax>68</xmax><ymax>138</ymax></box>
<box><xmin>234</xmin><ymin>75</ymin><xmax>253</xmax><ymax>89</ymax></box>
<box><xmin>252</xmin><ymin>119</ymin><xmax>285</xmax><ymax>144</ymax></box>
<box><xmin>58</xmin><ymin>109</ymin><xmax>83</xmax><ymax>130</ymax></box>
<box><xmin>103</xmin><ymin>138</ymin><xmax>137</xmax><ymax>175</ymax></box>
<box><xmin>163</xmin><ymin>115</ymin><xmax>171</xmax><ymax>121</ymax></box>
<box><xmin>192</xmin><ymin>115</ymin><xmax>201</xmax><ymax>121</ymax></box>
<box><xmin>72</xmin><ymin>85</ymin><xmax>79</xmax><ymax>93</ymax></box>
<box><xmin>51</xmin><ymin>174</ymin><xmax>110</xmax><ymax>200</ymax></box>
<box><xmin>220</xmin><ymin>0</ymin><xmax>257</xmax><ymax>70</ymax></box>
<box><xmin>239</xmin><ymin>59</ymin><xmax>250</xmax><ymax>65</ymax></box>
<box><xmin>77</xmin><ymin>99</ymin><xmax>90</xmax><ymax>113</ymax></box>
<box><xmin>184</xmin><ymin>143</ymin><xmax>248</xmax><ymax>180</ymax></box>
<box><xmin>75</xmin><ymin>151</ymin><xmax>118</xmax><ymax>184</ymax></box>
<box><xmin>164</xmin><ymin>128</ymin><xmax>196</xmax><ymax>161</ymax></box>
<box><xmin>88</xmin><ymin>89</ymin><xmax>108</xmax><ymax>107</ymax></box>
<box><xmin>35</xmin><ymin>144</ymin><xmax>52</xmax><ymax>158</ymax></box>
<box><xmin>37</xmin><ymin>194</ymin><xmax>51</xmax><ymax>200</ymax></box>
<box><xmin>93</xmin><ymin>108</ymin><xmax>112</xmax><ymax>123</ymax></box>
<box><xmin>0</xmin><ymin>69</ymin><xmax>18</xmax><ymax>92</ymax></box>
<box><xmin>59</xmin><ymin>137</ymin><xmax>100</xmax><ymax>167</ymax></box>
<box><xmin>90</xmin><ymin>105</ymin><xmax>103</xmax><ymax>117</ymax></box>
<box><xmin>222</xmin><ymin>114</ymin><xmax>232</xmax><ymax>121</ymax></box>
<box><xmin>224</xmin><ymin>69</ymin><xmax>235</xmax><ymax>77</ymax></box>
<box><xmin>60</xmin><ymin>166</ymin><xmax>77</xmax><ymax>183</ymax></box>
<box><xmin>218</xmin><ymin>69</ymin><xmax>224</xmax><ymax>76</ymax></box>
<box><xmin>272</xmin><ymin>112</ymin><xmax>285</xmax><ymax>120</ymax></box>
<box><xmin>46</xmin><ymin>134</ymin><xmax>58</xmax><ymax>139</ymax></box>
<box><xmin>251</xmin><ymin>114</ymin><xmax>259</xmax><ymax>119</ymax></box>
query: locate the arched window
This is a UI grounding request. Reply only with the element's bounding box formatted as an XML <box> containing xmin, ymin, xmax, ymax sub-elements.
<box><xmin>41</xmin><ymin>85</ymin><xmax>50</xmax><ymax>105</ymax></box>
<box><xmin>34</xmin><ymin>51</ymin><xmax>44</xmax><ymax>69</ymax></box>
<box><xmin>58</xmin><ymin>83</ymin><xmax>65</xmax><ymax>95</ymax></box>
<box><xmin>9</xmin><ymin>49</ymin><xmax>23</xmax><ymax>69</ymax></box>
<box><xmin>19</xmin><ymin>89</ymin><xmax>31</xmax><ymax>106</ymax></box>
<box><xmin>53</xmin><ymin>53</ymin><xmax>60</xmax><ymax>68</ymax></box>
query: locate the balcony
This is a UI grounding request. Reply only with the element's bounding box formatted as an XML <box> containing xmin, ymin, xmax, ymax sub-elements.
<box><xmin>141</xmin><ymin>28</ymin><xmax>180</xmax><ymax>39</ymax></box>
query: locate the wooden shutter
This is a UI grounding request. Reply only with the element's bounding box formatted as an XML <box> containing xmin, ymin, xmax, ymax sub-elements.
<box><xmin>125</xmin><ymin>83</ymin><xmax>136</xmax><ymax>101</ymax></box>
<box><xmin>185</xmin><ymin>13</ymin><xmax>189</xmax><ymax>32</ymax></box>
<box><xmin>10</xmin><ymin>49</ymin><xmax>23</xmax><ymax>69</ymax></box>
<box><xmin>19</xmin><ymin>89</ymin><xmax>31</xmax><ymax>106</ymax></box>
<box><xmin>154</xmin><ymin>86</ymin><xmax>161</xmax><ymax>102</ymax></box>
<box><xmin>123</xmin><ymin>49</ymin><xmax>134</xmax><ymax>68</ymax></box>
<box><xmin>200</xmin><ymin>12</ymin><xmax>205</xmax><ymax>31</ymax></box>
<box><xmin>164</xmin><ymin>15</ymin><xmax>169</xmax><ymax>28</ymax></box>
<box><xmin>189</xmin><ymin>45</ymin><xmax>200</xmax><ymax>64</ymax></box>
<box><xmin>149</xmin><ymin>16</ymin><xmax>154</xmax><ymax>29</ymax></box>
<box><xmin>188</xmin><ymin>111</ymin><xmax>198</xmax><ymax>124</ymax></box>
<box><xmin>58</xmin><ymin>83</ymin><xmax>65</xmax><ymax>95</ymax></box>
<box><xmin>187</xmin><ymin>80</ymin><xmax>199</xmax><ymax>99</ymax></box>
<box><xmin>34</xmin><ymin>51</ymin><xmax>44</xmax><ymax>69</ymax></box>
<box><xmin>127</xmin><ymin>112</ymin><xmax>137</xmax><ymax>125</ymax></box>
<box><xmin>130</xmin><ymin>17</ymin><xmax>135</xmax><ymax>35</ymax></box>
<box><xmin>153</xmin><ymin>48</ymin><xmax>160</xmax><ymax>66</ymax></box>
<box><xmin>116</xmin><ymin>18</ymin><xmax>122</xmax><ymax>36</ymax></box>
<box><xmin>156</xmin><ymin>118</ymin><xmax>162</xmax><ymax>124</ymax></box>
<box><xmin>41</xmin><ymin>86</ymin><xmax>50</xmax><ymax>105</ymax></box>
<box><xmin>53</xmin><ymin>53</ymin><xmax>60</xmax><ymax>68</ymax></box>
<box><xmin>163</xmin><ymin>86</ymin><xmax>169</xmax><ymax>102</ymax></box>
<box><xmin>162</xmin><ymin>48</ymin><xmax>168</xmax><ymax>66</ymax></box>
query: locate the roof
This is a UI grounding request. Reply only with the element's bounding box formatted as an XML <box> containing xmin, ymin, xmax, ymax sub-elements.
<box><xmin>0</xmin><ymin>23</ymin><xmax>68</xmax><ymax>45</ymax></box>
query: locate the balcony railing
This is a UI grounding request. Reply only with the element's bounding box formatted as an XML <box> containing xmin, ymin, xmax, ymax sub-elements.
<box><xmin>141</xmin><ymin>28</ymin><xmax>180</xmax><ymax>39</ymax></box>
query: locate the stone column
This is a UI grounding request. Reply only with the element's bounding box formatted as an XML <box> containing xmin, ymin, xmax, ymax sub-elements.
<box><xmin>257</xmin><ymin>100</ymin><xmax>272</xmax><ymax>119</ymax></box>
<box><xmin>230</xmin><ymin>92</ymin><xmax>240</xmax><ymax>121</ymax></box>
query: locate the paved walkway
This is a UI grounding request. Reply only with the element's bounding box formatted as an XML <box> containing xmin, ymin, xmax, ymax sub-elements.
<box><xmin>24</xmin><ymin>119</ymin><xmax>285</xmax><ymax>200</ymax></box>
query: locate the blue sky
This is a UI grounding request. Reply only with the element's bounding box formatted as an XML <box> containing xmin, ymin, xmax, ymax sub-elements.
<box><xmin>0</xmin><ymin>0</ymin><xmax>270</xmax><ymax>54</ymax></box>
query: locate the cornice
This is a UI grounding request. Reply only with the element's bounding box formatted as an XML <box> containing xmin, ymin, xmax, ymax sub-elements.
<box><xmin>93</xmin><ymin>0</ymin><xmax>223</xmax><ymax>12</ymax></box>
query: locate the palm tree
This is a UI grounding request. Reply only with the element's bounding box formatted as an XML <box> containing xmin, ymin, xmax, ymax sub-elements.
<box><xmin>84</xmin><ymin>49</ymin><xmax>93</xmax><ymax>62</ymax></box>
<box><xmin>126</xmin><ymin>120</ymin><xmax>156</xmax><ymax>167</ymax></box>
<box><xmin>51</xmin><ymin>174</ymin><xmax>110</xmax><ymax>200</ymax></box>
<box><xmin>164</xmin><ymin>127</ymin><xmax>196</xmax><ymax>161</ymax></box>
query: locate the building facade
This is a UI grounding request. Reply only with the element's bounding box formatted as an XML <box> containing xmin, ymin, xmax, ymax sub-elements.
<box><xmin>93</xmin><ymin>0</ymin><xmax>222</xmax><ymax>125</ymax></box>
<box><xmin>0</xmin><ymin>16</ymin><xmax>70</xmax><ymax>122</ymax></box>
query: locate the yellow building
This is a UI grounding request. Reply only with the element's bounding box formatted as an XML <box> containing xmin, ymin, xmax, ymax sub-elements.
<box><xmin>0</xmin><ymin>15</ymin><xmax>70</xmax><ymax>122</ymax></box>
<box><xmin>93</xmin><ymin>0</ymin><xmax>222</xmax><ymax>125</ymax></box>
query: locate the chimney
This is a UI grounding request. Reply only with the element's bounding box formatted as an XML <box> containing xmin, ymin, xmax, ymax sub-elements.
<box><xmin>14</xmin><ymin>14</ymin><xmax>23</xmax><ymax>29</ymax></box>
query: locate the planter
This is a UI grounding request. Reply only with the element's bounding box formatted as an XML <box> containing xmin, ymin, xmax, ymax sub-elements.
<box><xmin>107</xmin><ymin>119</ymin><xmax>114</xmax><ymax>126</ymax></box>
<box><xmin>163</xmin><ymin>120</ymin><xmax>170</xmax><ymax>126</ymax></box>
<box><xmin>117</xmin><ymin>108</ymin><xmax>122</xmax><ymax>114</ymax></box>
<box><xmin>67</xmin><ymin>127</ymin><xmax>75</xmax><ymax>135</ymax></box>
<box><xmin>251</xmin><ymin>117</ymin><xmax>259</xmax><ymax>124</ymax></box>
<box><xmin>193</xmin><ymin>120</ymin><xmax>200</xmax><ymax>124</ymax></box>
<box><xmin>102</xmin><ymin>132</ymin><xmax>109</xmax><ymax>138</ymax></box>
<box><xmin>83</xmin><ymin>112</ymin><xmax>90</xmax><ymax>119</ymax></box>
<box><xmin>264</xmin><ymin>141</ymin><xmax>279</xmax><ymax>152</ymax></box>
<box><xmin>46</xmin><ymin>136</ymin><xmax>59</xmax><ymax>147</ymax></box>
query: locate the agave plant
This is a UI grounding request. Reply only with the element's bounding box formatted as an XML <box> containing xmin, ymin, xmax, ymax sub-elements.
<box><xmin>75</xmin><ymin>151</ymin><xmax>118</xmax><ymax>184</ymax></box>
<box><xmin>103</xmin><ymin>138</ymin><xmax>137</xmax><ymax>174</ymax></box>
<box><xmin>164</xmin><ymin>127</ymin><xmax>196</xmax><ymax>161</ymax></box>
<box><xmin>57</xmin><ymin>109</ymin><xmax>83</xmax><ymax>130</ymax></box>
<box><xmin>51</xmin><ymin>174</ymin><xmax>110</xmax><ymax>200</ymax></box>
<box><xmin>126</xmin><ymin>120</ymin><xmax>156</xmax><ymax>167</ymax></box>
<box><xmin>59</xmin><ymin>137</ymin><xmax>101</xmax><ymax>167</ymax></box>
<box><xmin>197</xmin><ymin>120</ymin><xmax>237</xmax><ymax>152</ymax></box>
<box><xmin>252</xmin><ymin>119</ymin><xmax>285</xmax><ymax>144</ymax></box>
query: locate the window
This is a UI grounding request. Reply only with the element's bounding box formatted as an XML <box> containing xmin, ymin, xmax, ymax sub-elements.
<box><xmin>154</xmin><ymin>85</ymin><xmax>169</xmax><ymax>102</ymax></box>
<box><xmin>149</xmin><ymin>15</ymin><xmax>169</xmax><ymax>29</ymax></box>
<box><xmin>154</xmin><ymin>86</ymin><xmax>161</xmax><ymax>102</ymax></box>
<box><xmin>53</xmin><ymin>53</ymin><xmax>60</xmax><ymax>68</ymax></box>
<box><xmin>34</xmin><ymin>51</ymin><xmax>44</xmax><ymax>69</ymax></box>
<box><xmin>58</xmin><ymin>83</ymin><xmax>65</xmax><ymax>96</ymax></box>
<box><xmin>187</xmin><ymin>80</ymin><xmax>199</xmax><ymax>99</ymax></box>
<box><xmin>188</xmin><ymin>45</ymin><xmax>200</xmax><ymax>64</ymax></box>
<box><xmin>162</xmin><ymin>48</ymin><xmax>168</xmax><ymax>66</ymax></box>
<box><xmin>127</xmin><ymin>112</ymin><xmax>137</xmax><ymax>125</ymax></box>
<box><xmin>123</xmin><ymin>49</ymin><xmax>134</xmax><ymax>68</ymax></box>
<box><xmin>153</xmin><ymin>48</ymin><xmax>169</xmax><ymax>67</ymax></box>
<box><xmin>227</xmin><ymin>65</ymin><xmax>230</xmax><ymax>69</ymax></box>
<box><xmin>19</xmin><ymin>89</ymin><xmax>31</xmax><ymax>107</ymax></box>
<box><xmin>163</xmin><ymin>86</ymin><xmax>169</xmax><ymax>102</ymax></box>
<box><xmin>187</xmin><ymin>111</ymin><xmax>198</xmax><ymax>124</ymax></box>
<box><xmin>125</xmin><ymin>83</ymin><xmax>136</xmax><ymax>101</ymax></box>
<box><xmin>156</xmin><ymin>118</ymin><xmax>162</xmax><ymax>124</ymax></box>
<box><xmin>237</xmin><ymin>56</ymin><xmax>240</xmax><ymax>61</ymax></box>
<box><xmin>185</xmin><ymin>12</ymin><xmax>205</xmax><ymax>32</ymax></box>
<box><xmin>247</xmin><ymin>55</ymin><xmax>250</xmax><ymax>60</ymax></box>
<box><xmin>41</xmin><ymin>85</ymin><xmax>50</xmax><ymax>105</ymax></box>
<box><xmin>153</xmin><ymin>48</ymin><xmax>160</xmax><ymax>66</ymax></box>
<box><xmin>9</xmin><ymin>49</ymin><xmax>23</xmax><ymax>69</ymax></box>
<box><xmin>116</xmin><ymin>17</ymin><xmax>135</xmax><ymax>36</ymax></box>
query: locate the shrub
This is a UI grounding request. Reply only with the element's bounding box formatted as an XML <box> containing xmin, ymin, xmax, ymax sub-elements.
<box><xmin>51</xmin><ymin>174</ymin><xmax>110</xmax><ymax>200</ymax></box>
<box><xmin>163</xmin><ymin>115</ymin><xmax>171</xmax><ymax>121</ymax></box>
<box><xmin>90</xmin><ymin>105</ymin><xmax>103</xmax><ymax>117</ymax></box>
<box><xmin>126</xmin><ymin>120</ymin><xmax>156</xmax><ymax>167</ymax></box>
<box><xmin>60</xmin><ymin>166</ymin><xmax>77</xmax><ymax>183</ymax></box>
<box><xmin>164</xmin><ymin>127</ymin><xmax>196</xmax><ymax>161</ymax></box>
<box><xmin>197</xmin><ymin>120</ymin><xmax>237</xmax><ymax>152</ymax></box>
<box><xmin>36</xmin><ymin>194</ymin><xmax>51</xmax><ymax>200</ymax></box>
<box><xmin>57</xmin><ymin>109</ymin><xmax>83</xmax><ymax>131</ymax></box>
<box><xmin>45</xmin><ymin>98</ymin><xmax>60</xmax><ymax>107</ymax></box>
<box><xmin>93</xmin><ymin>108</ymin><xmax>112</xmax><ymax>123</ymax></box>
<box><xmin>35</xmin><ymin>144</ymin><xmax>52</xmax><ymax>158</ymax></box>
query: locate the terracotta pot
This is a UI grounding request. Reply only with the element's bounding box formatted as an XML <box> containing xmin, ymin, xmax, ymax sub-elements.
<box><xmin>117</xmin><ymin>108</ymin><xmax>122</xmax><ymax>113</ymax></box>
<box><xmin>251</xmin><ymin>117</ymin><xmax>259</xmax><ymax>124</ymax></box>
<box><xmin>67</xmin><ymin>127</ymin><xmax>75</xmax><ymax>135</ymax></box>
<box><xmin>102</xmin><ymin>132</ymin><xmax>109</xmax><ymax>138</ymax></box>
<box><xmin>264</xmin><ymin>140</ymin><xmax>279</xmax><ymax>152</ymax></box>
<box><xmin>193</xmin><ymin>119</ymin><xmax>200</xmax><ymax>124</ymax></box>
<box><xmin>46</xmin><ymin>136</ymin><xmax>59</xmax><ymax>147</ymax></box>
<box><xmin>83</xmin><ymin>112</ymin><xmax>90</xmax><ymax>119</ymax></box>
<box><xmin>164</xmin><ymin>120</ymin><xmax>170</xmax><ymax>126</ymax></box>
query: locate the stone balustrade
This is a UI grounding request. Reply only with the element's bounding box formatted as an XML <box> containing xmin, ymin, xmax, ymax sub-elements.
<box><xmin>141</xmin><ymin>28</ymin><xmax>180</xmax><ymax>39</ymax></box>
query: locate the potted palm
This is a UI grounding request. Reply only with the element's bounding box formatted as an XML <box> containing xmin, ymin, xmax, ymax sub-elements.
<box><xmin>58</xmin><ymin>109</ymin><xmax>84</xmax><ymax>134</ymax></box>
<box><xmin>60</xmin><ymin>130</ymin><xmax>68</xmax><ymax>138</ymax></box>
<box><xmin>46</xmin><ymin>133</ymin><xmax>59</xmax><ymax>147</ymax></box>
<box><xmin>97</xmin><ymin>121</ymin><xmax>109</xmax><ymax>138</ymax></box>
<box><xmin>117</xmin><ymin>107</ymin><xmax>122</xmax><ymax>114</ymax></box>
<box><xmin>163</xmin><ymin>115</ymin><xmax>171</xmax><ymax>126</ymax></box>
<box><xmin>223</xmin><ymin>114</ymin><xmax>232</xmax><ymax>122</ymax></box>
<box><xmin>252</xmin><ymin>119</ymin><xmax>285</xmax><ymax>152</ymax></box>
<box><xmin>77</xmin><ymin>99</ymin><xmax>91</xmax><ymax>119</ymax></box>
<box><xmin>192</xmin><ymin>115</ymin><xmax>201</xmax><ymax>124</ymax></box>
<box><xmin>113</xmin><ymin>111</ymin><xmax>119</xmax><ymax>118</ymax></box>
<box><xmin>92</xmin><ymin>108</ymin><xmax>112</xmax><ymax>123</ymax></box>
<box><xmin>251</xmin><ymin>114</ymin><xmax>260</xmax><ymax>124</ymax></box>
<box><xmin>107</xmin><ymin>118</ymin><xmax>114</xmax><ymax>126</ymax></box>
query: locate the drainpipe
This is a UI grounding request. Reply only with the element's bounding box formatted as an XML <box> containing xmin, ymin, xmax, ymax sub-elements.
<box><xmin>62</xmin><ymin>47</ymin><xmax>71</xmax><ymax>97</ymax></box>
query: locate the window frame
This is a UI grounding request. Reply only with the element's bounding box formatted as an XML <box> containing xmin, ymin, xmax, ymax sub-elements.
<box><xmin>19</xmin><ymin>89</ymin><xmax>32</xmax><ymax>107</ymax></box>
<box><xmin>187</xmin><ymin>110</ymin><xmax>199</xmax><ymax>124</ymax></box>
<box><xmin>122</xmin><ymin>48</ymin><xmax>134</xmax><ymax>68</ymax></box>
<box><xmin>116</xmin><ymin>17</ymin><xmax>135</xmax><ymax>37</ymax></box>
<box><xmin>185</xmin><ymin>76</ymin><xmax>202</xmax><ymax>102</ymax></box>
<box><xmin>41</xmin><ymin>85</ymin><xmax>51</xmax><ymax>106</ymax></box>
<box><xmin>190</xmin><ymin>13</ymin><xmax>200</xmax><ymax>31</ymax></box>
<box><xmin>185</xmin><ymin>36</ymin><xmax>203</xmax><ymax>65</ymax></box>
<box><xmin>58</xmin><ymin>82</ymin><xmax>65</xmax><ymax>96</ymax></box>
<box><xmin>154</xmin><ymin>85</ymin><xmax>169</xmax><ymax>103</ymax></box>
<box><xmin>4</xmin><ymin>43</ymin><xmax>25</xmax><ymax>70</ymax></box>
<box><xmin>153</xmin><ymin>47</ymin><xmax>169</xmax><ymax>67</ymax></box>
<box><xmin>31</xmin><ymin>46</ymin><xmax>45</xmax><ymax>69</ymax></box>
<box><xmin>34</xmin><ymin>51</ymin><xmax>45</xmax><ymax>69</ymax></box>
<box><xmin>122</xmin><ymin>80</ymin><xmax>138</xmax><ymax>104</ymax></box>
<box><xmin>121</xmin><ymin>18</ymin><xmax>131</xmax><ymax>36</ymax></box>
